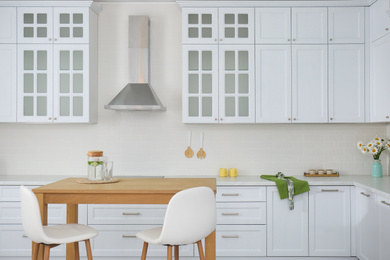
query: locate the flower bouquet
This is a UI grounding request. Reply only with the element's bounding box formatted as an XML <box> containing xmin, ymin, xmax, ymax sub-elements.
<box><xmin>357</xmin><ymin>137</ymin><xmax>389</xmax><ymax>177</ymax></box>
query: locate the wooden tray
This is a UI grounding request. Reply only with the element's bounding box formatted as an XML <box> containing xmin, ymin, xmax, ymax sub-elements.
<box><xmin>304</xmin><ymin>172</ymin><xmax>339</xmax><ymax>177</ymax></box>
<box><xmin>76</xmin><ymin>178</ymin><xmax>119</xmax><ymax>184</ymax></box>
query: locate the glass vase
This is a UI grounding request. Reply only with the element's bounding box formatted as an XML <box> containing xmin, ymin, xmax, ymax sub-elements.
<box><xmin>371</xmin><ymin>159</ymin><xmax>383</xmax><ymax>178</ymax></box>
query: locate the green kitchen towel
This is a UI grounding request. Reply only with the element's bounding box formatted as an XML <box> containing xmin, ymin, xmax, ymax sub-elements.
<box><xmin>260</xmin><ymin>174</ymin><xmax>310</xmax><ymax>199</ymax></box>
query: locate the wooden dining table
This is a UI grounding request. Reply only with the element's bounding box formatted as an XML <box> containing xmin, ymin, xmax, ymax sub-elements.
<box><xmin>32</xmin><ymin>177</ymin><xmax>217</xmax><ymax>260</ymax></box>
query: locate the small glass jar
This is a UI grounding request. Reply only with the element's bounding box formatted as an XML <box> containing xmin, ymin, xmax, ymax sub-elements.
<box><xmin>88</xmin><ymin>150</ymin><xmax>104</xmax><ymax>180</ymax></box>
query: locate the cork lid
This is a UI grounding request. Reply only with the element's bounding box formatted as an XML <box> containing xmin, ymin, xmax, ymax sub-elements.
<box><xmin>88</xmin><ymin>150</ymin><xmax>103</xmax><ymax>157</ymax></box>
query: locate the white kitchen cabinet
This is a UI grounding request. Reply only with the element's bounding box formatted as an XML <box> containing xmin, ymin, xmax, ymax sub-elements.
<box><xmin>266</xmin><ymin>186</ymin><xmax>309</xmax><ymax>256</ymax></box>
<box><xmin>0</xmin><ymin>7</ymin><xmax>16</xmax><ymax>43</ymax></box>
<box><xmin>370</xmin><ymin>0</ymin><xmax>390</xmax><ymax>43</ymax></box>
<box><xmin>255</xmin><ymin>45</ymin><xmax>292</xmax><ymax>123</ymax></box>
<box><xmin>292</xmin><ymin>45</ymin><xmax>328</xmax><ymax>123</ymax></box>
<box><xmin>377</xmin><ymin>195</ymin><xmax>390</xmax><ymax>260</ymax></box>
<box><xmin>218</xmin><ymin>8</ymin><xmax>255</xmax><ymax>44</ymax></box>
<box><xmin>309</xmin><ymin>186</ymin><xmax>351</xmax><ymax>256</ymax></box>
<box><xmin>292</xmin><ymin>8</ymin><xmax>327</xmax><ymax>44</ymax></box>
<box><xmin>356</xmin><ymin>187</ymin><xmax>378</xmax><ymax>260</ymax></box>
<box><xmin>0</xmin><ymin>44</ymin><xmax>17</xmax><ymax>122</ymax></box>
<box><xmin>219</xmin><ymin>45</ymin><xmax>255</xmax><ymax>123</ymax></box>
<box><xmin>328</xmin><ymin>7</ymin><xmax>365</xmax><ymax>43</ymax></box>
<box><xmin>328</xmin><ymin>44</ymin><xmax>365</xmax><ymax>123</ymax></box>
<box><xmin>255</xmin><ymin>8</ymin><xmax>291</xmax><ymax>44</ymax></box>
<box><xmin>370</xmin><ymin>33</ymin><xmax>390</xmax><ymax>122</ymax></box>
<box><xmin>182</xmin><ymin>8</ymin><xmax>218</xmax><ymax>44</ymax></box>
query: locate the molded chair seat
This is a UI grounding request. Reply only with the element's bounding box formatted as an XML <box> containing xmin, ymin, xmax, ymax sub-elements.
<box><xmin>136</xmin><ymin>186</ymin><xmax>216</xmax><ymax>260</ymax></box>
<box><xmin>20</xmin><ymin>186</ymin><xmax>98</xmax><ymax>260</ymax></box>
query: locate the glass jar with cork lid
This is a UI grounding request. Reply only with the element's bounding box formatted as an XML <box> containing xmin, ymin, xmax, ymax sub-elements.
<box><xmin>87</xmin><ymin>150</ymin><xmax>105</xmax><ymax>180</ymax></box>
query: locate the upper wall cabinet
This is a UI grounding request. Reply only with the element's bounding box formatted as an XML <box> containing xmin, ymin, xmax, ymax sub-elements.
<box><xmin>182</xmin><ymin>8</ymin><xmax>218</xmax><ymax>44</ymax></box>
<box><xmin>17</xmin><ymin>7</ymin><xmax>90</xmax><ymax>44</ymax></box>
<box><xmin>370</xmin><ymin>0</ymin><xmax>390</xmax><ymax>43</ymax></box>
<box><xmin>219</xmin><ymin>8</ymin><xmax>255</xmax><ymax>44</ymax></box>
<box><xmin>328</xmin><ymin>7</ymin><xmax>364</xmax><ymax>43</ymax></box>
<box><xmin>291</xmin><ymin>8</ymin><xmax>327</xmax><ymax>44</ymax></box>
<box><xmin>0</xmin><ymin>7</ymin><xmax>16</xmax><ymax>43</ymax></box>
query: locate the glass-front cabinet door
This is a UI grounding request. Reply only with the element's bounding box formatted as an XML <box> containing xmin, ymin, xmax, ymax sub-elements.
<box><xmin>182</xmin><ymin>45</ymin><xmax>218</xmax><ymax>123</ymax></box>
<box><xmin>219</xmin><ymin>8</ymin><xmax>255</xmax><ymax>44</ymax></box>
<box><xmin>53</xmin><ymin>45</ymin><xmax>89</xmax><ymax>122</ymax></box>
<box><xmin>17</xmin><ymin>45</ymin><xmax>53</xmax><ymax>122</ymax></box>
<box><xmin>53</xmin><ymin>8</ymin><xmax>89</xmax><ymax>44</ymax></box>
<box><xmin>17</xmin><ymin>7</ymin><xmax>54</xmax><ymax>44</ymax></box>
<box><xmin>219</xmin><ymin>45</ymin><xmax>255</xmax><ymax>123</ymax></box>
<box><xmin>182</xmin><ymin>8</ymin><xmax>218</xmax><ymax>44</ymax></box>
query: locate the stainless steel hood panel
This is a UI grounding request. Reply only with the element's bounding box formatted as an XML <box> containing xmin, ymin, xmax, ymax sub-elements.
<box><xmin>105</xmin><ymin>16</ymin><xmax>166</xmax><ymax>111</ymax></box>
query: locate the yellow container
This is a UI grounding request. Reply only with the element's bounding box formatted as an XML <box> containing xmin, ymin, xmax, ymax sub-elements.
<box><xmin>219</xmin><ymin>168</ymin><xmax>228</xmax><ymax>177</ymax></box>
<box><xmin>229</xmin><ymin>168</ymin><xmax>237</xmax><ymax>177</ymax></box>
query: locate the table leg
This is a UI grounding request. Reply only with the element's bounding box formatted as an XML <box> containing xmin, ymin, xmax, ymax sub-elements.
<box><xmin>66</xmin><ymin>204</ymin><xmax>78</xmax><ymax>260</ymax></box>
<box><xmin>34</xmin><ymin>194</ymin><xmax>47</xmax><ymax>260</ymax></box>
<box><xmin>204</xmin><ymin>230</ymin><xmax>216</xmax><ymax>260</ymax></box>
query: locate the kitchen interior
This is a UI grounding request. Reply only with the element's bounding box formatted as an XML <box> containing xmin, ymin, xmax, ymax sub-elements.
<box><xmin>1</xmin><ymin>0</ymin><xmax>390</xmax><ymax>259</ymax></box>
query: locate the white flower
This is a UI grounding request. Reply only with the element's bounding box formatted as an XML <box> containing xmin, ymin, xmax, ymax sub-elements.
<box><xmin>374</xmin><ymin>140</ymin><xmax>384</xmax><ymax>147</ymax></box>
<box><xmin>386</xmin><ymin>142</ymin><xmax>390</xmax><ymax>151</ymax></box>
<box><xmin>360</xmin><ymin>147</ymin><xmax>368</xmax><ymax>154</ymax></box>
<box><xmin>367</xmin><ymin>142</ymin><xmax>374</xmax><ymax>149</ymax></box>
<box><xmin>357</xmin><ymin>141</ymin><xmax>364</xmax><ymax>150</ymax></box>
<box><xmin>369</xmin><ymin>146</ymin><xmax>379</xmax><ymax>155</ymax></box>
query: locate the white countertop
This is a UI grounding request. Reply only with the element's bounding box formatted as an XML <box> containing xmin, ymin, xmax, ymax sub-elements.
<box><xmin>1</xmin><ymin>174</ymin><xmax>390</xmax><ymax>199</ymax></box>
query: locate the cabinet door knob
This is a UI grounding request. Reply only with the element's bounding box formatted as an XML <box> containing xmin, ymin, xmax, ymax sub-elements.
<box><xmin>220</xmin><ymin>38</ymin><xmax>223</xmax><ymax>41</ymax></box>
<box><xmin>330</xmin><ymin>117</ymin><xmax>333</xmax><ymax>120</ymax></box>
<box><xmin>220</xmin><ymin>118</ymin><xmax>223</xmax><ymax>121</ymax></box>
<box><xmin>329</xmin><ymin>38</ymin><xmax>333</xmax><ymax>41</ymax></box>
<box><xmin>386</xmin><ymin>28</ymin><xmax>389</xmax><ymax>31</ymax></box>
<box><xmin>215</xmin><ymin>118</ymin><xmax>218</xmax><ymax>121</ymax></box>
<box><xmin>293</xmin><ymin>118</ymin><xmax>296</xmax><ymax>121</ymax></box>
<box><xmin>214</xmin><ymin>38</ymin><xmax>217</xmax><ymax>41</ymax></box>
<box><xmin>54</xmin><ymin>117</ymin><xmax>57</xmax><ymax>120</ymax></box>
<box><xmin>288</xmin><ymin>118</ymin><xmax>291</xmax><ymax>121</ymax></box>
<box><xmin>48</xmin><ymin>117</ymin><xmax>52</xmax><ymax>120</ymax></box>
<box><xmin>386</xmin><ymin>116</ymin><xmax>389</xmax><ymax>119</ymax></box>
<box><xmin>292</xmin><ymin>38</ymin><xmax>296</xmax><ymax>41</ymax></box>
<box><xmin>287</xmin><ymin>38</ymin><xmax>291</xmax><ymax>41</ymax></box>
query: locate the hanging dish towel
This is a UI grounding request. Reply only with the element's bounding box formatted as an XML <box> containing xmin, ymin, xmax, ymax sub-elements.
<box><xmin>261</xmin><ymin>172</ymin><xmax>310</xmax><ymax>210</ymax></box>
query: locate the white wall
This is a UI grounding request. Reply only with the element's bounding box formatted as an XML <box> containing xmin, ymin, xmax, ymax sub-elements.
<box><xmin>0</xmin><ymin>2</ymin><xmax>388</xmax><ymax>177</ymax></box>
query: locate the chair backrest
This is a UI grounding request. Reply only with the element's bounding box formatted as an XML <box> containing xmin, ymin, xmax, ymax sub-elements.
<box><xmin>20</xmin><ymin>186</ymin><xmax>47</xmax><ymax>243</ymax></box>
<box><xmin>158</xmin><ymin>186</ymin><xmax>216</xmax><ymax>245</ymax></box>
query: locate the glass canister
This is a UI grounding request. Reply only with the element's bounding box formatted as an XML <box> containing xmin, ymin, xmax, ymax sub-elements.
<box><xmin>87</xmin><ymin>150</ymin><xmax>105</xmax><ymax>180</ymax></box>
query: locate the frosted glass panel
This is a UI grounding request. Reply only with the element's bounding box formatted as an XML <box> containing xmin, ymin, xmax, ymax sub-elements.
<box><xmin>24</xmin><ymin>14</ymin><xmax>34</xmax><ymax>24</ymax></box>
<box><xmin>202</xmin><ymin>28</ymin><xmax>212</xmax><ymax>38</ymax></box>
<box><xmin>225</xmin><ymin>14</ymin><xmax>235</xmax><ymax>24</ymax></box>
<box><xmin>60</xmin><ymin>51</ymin><xmax>70</xmax><ymax>70</ymax></box>
<box><xmin>189</xmin><ymin>97</ymin><xmax>199</xmax><ymax>117</ymax></box>
<box><xmin>36</xmin><ymin>96</ymin><xmax>47</xmax><ymax>116</ymax></box>
<box><xmin>60</xmin><ymin>74</ymin><xmax>70</xmax><ymax>93</ymax></box>
<box><xmin>60</xmin><ymin>27</ymin><xmax>70</xmax><ymax>37</ymax></box>
<box><xmin>73</xmin><ymin>51</ymin><xmax>83</xmax><ymax>70</ymax></box>
<box><xmin>24</xmin><ymin>74</ymin><xmax>34</xmax><ymax>93</ymax></box>
<box><xmin>225</xmin><ymin>28</ymin><xmax>235</xmax><ymax>38</ymax></box>
<box><xmin>189</xmin><ymin>51</ymin><xmax>199</xmax><ymax>70</ymax></box>
<box><xmin>225</xmin><ymin>74</ymin><xmax>235</xmax><ymax>93</ymax></box>
<box><xmin>37</xmin><ymin>27</ymin><xmax>47</xmax><ymax>37</ymax></box>
<box><xmin>202</xmin><ymin>97</ymin><xmax>212</xmax><ymax>117</ymax></box>
<box><xmin>238</xmin><ymin>74</ymin><xmax>249</xmax><ymax>93</ymax></box>
<box><xmin>225</xmin><ymin>97</ymin><xmax>235</xmax><ymax>116</ymax></box>
<box><xmin>189</xmin><ymin>74</ymin><xmax>199</xmax><ymax>94</ymax></box>
<box><xmin>202</xmin><ymin>14</ymin><xmax>212</xmax><ymax>24</ymax></box>
<box><xmin>37</xmin><ymin>74</ymin><xmax>47</xmax><ymax>93</ymax></box>
<box><xmin>73</xmin><ymin>97</ymin><xmax>83</xmax><ymax>116</ymax></box>
<box><xmin>238</xmin><ymin>28</ymin><xmax>248</xmax><ymax>38</ymax></box>
<box><xmin>24</xmin><ymin>97</ymin><xmax>34</xmax><ymax>116</ymax></box>
<box><xmin>24</xmin><ymin>51</ymin><xmax>34</xmax><ymax>70</ymax></box>
<box><xmin>60</xmin><ymin>14</ymin><xmax>70</xmax><ymax>24</ymax></box>
<box><xmin>238</xmin><ymin>51</ymin><xmax>248</xmax><ymax>70</ymax></box>
<box><xmin>37</xmin><ymin>14</ymin><xmax>47</xmax><ymax>24</ymax></box>
<box><xmin>238</xmin><ymin>14</ymin><xmax>248</xmax><ymax>24</ymax></box>
<box><xmin>202</xmin><ymin>51</ymin><xmax>212</xmax><ymax>70</ymax></box>
<box><xmin>73</xmin><ymin>27</ymin><xmax>83</xmax><ymax>38</ymax></box>
<box><xmin>189</xmin><ymin>28</ymin><xmax>198</xmax><ymax>38</ymax></box>
<box><xmin>202</xmin><ymin>74</ymin><xmax>212</xmax><ymax>93</ymax></box>
<box><xmin>239</xmin><ymin>97</ymin><xmax>249</xmax><ymax>116</ymax></box>
<box><xmin>73</xmin><ymin>74</ymin><xmax>83</xmax><ymax>93</ymax></box>
<box><xmin>24</xmin><ymin>28</ymin><xmax>33</xmax><ymax>37</ymax></box>
<box><xmin>188</xmin><ymin>14</ymin><xmax>198</xmax><ymax>24</ymax></box>
<box><xmin>37</xmin><ymin>51</ymin><xmax>47</xmax><ymax>70</ymax></box>
<box><xmin>60</xmin><ymin>97</ymin><xmax>70</xmax><ymax>116</ymax></box>
<box><xmin>225</xmin><ymin>51</ymin><xmax>235</xmax><ymax>70</ymax></box>
<box><xmin>73</xmin><ymin>14</ymin><xmax>83</xmax><ymax>24</ymax></box>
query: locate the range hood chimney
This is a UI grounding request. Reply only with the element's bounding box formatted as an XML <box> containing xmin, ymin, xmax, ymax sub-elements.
<box><xmin>104</xmin><ymin>16</ymin><xmax>166</xmax><ymax>111</ymax></box>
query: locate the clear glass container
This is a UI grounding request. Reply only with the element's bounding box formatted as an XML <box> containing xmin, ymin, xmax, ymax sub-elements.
<box><xmin>87</xmin><ymin>150</ymin><xmax>104</xmax><ymax>180</ymax></box>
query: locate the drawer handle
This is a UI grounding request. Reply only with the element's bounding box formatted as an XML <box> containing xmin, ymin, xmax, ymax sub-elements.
<box><xmin>222</xmin><ymin>235</ymin><xmax>239</xmax><ymax>239</ymax></box>
<box><xmin>22</xmin><ymin>234</ymin><xmax>28</xmax><ymax>238</ymax></box>
<box><xmin>321</xmin><ymin>189</ymin><xmax>339</xmax><ymax>192</ymax></box>
<box><xmin>122</xmin><ymin>235</ymin><xmax>137</xmax><ymax>238</ymax></box>
<box><xmin>122</xmin><ymin>212</ymin><xmax>141</xmax><ymax>215</ymax></box>
<box><xmin>221</xmin><ymin>193</ymin><xmax>239</xmax><ymax>196</ymax></box>
<box><xmin>221</xmin><ymin>213</ymin><xmax>239</xmax><ymax>216</ymax></box>
<box><xmin>360</xmin><ymin>192</ymin><xmax>370</xmax><ymax>197</ymax></box>
<box><xmin>381</xmin><ymin>200</ymin><xmax>390</xmax><ymax>207</ymax></box>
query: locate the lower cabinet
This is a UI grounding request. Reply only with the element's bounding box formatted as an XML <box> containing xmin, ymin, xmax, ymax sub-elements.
<box><xmin>377</xmin><ymin>194</ymin><xmax>390</xmax><ymax>260</ymax></box>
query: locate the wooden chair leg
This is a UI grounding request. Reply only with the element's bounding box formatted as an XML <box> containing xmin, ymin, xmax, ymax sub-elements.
<box><xmin>85</xmin><ymin>239</ymin><xmax>93</xmax><ymax>260</ymax></box>
<box><xmin>167</xmin><ymin>245</ymin><xmax>172</xmax><ymax>260</ymax></box>
<box><xmin>174</xmin><ymin>245</ymin><xmax>179</xmax><ymax>260</ymax></box>
<box><xmin>141</xmin><ymin>242</ymin><xmax>148</xmax><ymax>260</ymax></box>
<box><xmin>196</xmin><ymin>241</ymin><xmax>205</xmax><ymax>260</ymax></box>
<box><xmin>74</xmin><ymin>242</ymin><xmax>80</xmax><ymax>260</ymax></box>
<box><xmin>32</xmin><ymin>242</ymin><xmax>39</xmax><ymax>260</ymax></box>
<box><xmin>43</xmin><ymin>245</ymin><xmax>50</xmax><ymax>260</ymax></box>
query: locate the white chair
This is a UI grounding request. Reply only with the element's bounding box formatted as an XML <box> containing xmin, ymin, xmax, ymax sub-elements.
<box><xmin>20</xmin><ymin>186</ymin><xmax>98</xmax><ymax>260</ymax></box>
<box><xmin>136</xmin><ymin>186</ymin><xmax>216</xmax><ymax>260</ymax></box>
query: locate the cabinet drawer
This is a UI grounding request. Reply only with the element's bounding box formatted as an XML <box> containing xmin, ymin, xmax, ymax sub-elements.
<box><xmin>217</xmin><ymin>202</ymin><xmax>266</xmax><ymax>224</ymax></box>
<box><xmin>216</xmin><ymin>225</ymin><xmax>266</xmax><ymax>256</ymax></box>
<box><xmin>90</xmin><ymin>225</ymin><xmax>193</xmax><ymax>257</ymax></box>
<box><xmin>217</xmin><ymin>187</ymin><xmax>266</xmax><ymax>202</ymax></box>
<box><xmin>88</xmin><ymin>204</ymin><xmax>167</xmax><ymax>225</ymax></box>
<box><xmin>0</xmin><ymin>186</ymin><xmax>38</xmax><ymax>202</ymax></box>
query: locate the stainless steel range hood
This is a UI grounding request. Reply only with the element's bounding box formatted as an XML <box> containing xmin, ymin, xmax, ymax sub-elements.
<box><xmin>105</xmin><ymin>16</ymin><xmax>166</xmax><ymax>111</ymax></box>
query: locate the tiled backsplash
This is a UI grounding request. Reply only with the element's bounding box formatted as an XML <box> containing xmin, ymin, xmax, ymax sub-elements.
<box><xmin>0</xmin><ymin>3</ymin><xmax>388</xmax><ymax>177</ymax></box>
